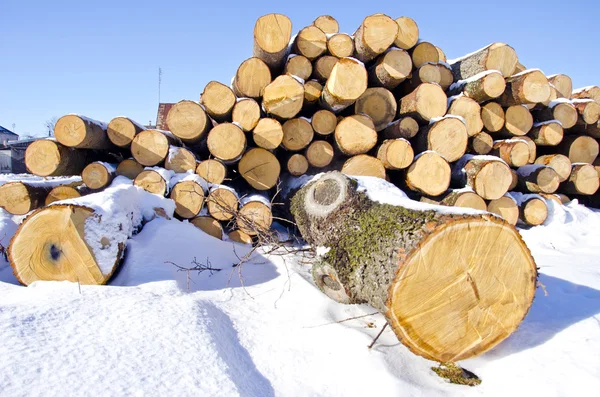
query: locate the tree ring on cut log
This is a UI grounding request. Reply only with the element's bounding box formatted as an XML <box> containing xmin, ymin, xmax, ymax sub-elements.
<box><xmin>238</xmin><ymin>148</ymin><xmax>281</xmax><ymax>190</ymax></box>
<box><xmin>82</xmin><ymin>162</ymin><xmax>113</xmax><ymax>190</ymax></box>
<box><xmin>0</xmin><ymin>183</ymin><xmax>43</xmax><ymax>215</ymax></box>
<box><xmin>45</xmin><ymin>185</ymin><xmax>81</xmax><ymax>206</ymax></box>
<box><xmin>474</xmin><ymin>161</ymin><xmax>512</xmax><ymax>200</ymax></box>
<box><xmin>207</xmin><ymin>123</ymin><xmax>247</xmax><ymax>162</ymax></box>
<box><xmin>287</xmin><ymin>154</ymin><xmax>309</xmax><ymax>176</ymax></box>
<box><xmin>207</xmin><ymin>188</ymin><xmax>238</xmax><ymax>221</ymax></box>
<box><xmin>166</xmin><ymin>101</ymin><xmax>209</xmax><ymax>144</ymax></box>
<box><xmin>196</xmin><ymin>160</ymin><xmax>227</xmax><ymax>185</ymax></box>
<box><xmin>133</xmin><ymin>170</ymin><xmax>167</xmax><ymax>196</ymax></box>
<box><xmin>107</xmin><ymin>117</ymin><xmax>140</xmax><ymax>147</ymax></box>
<box><xmin>131</xmin><ymin>130</ymin><xmax>171</xmax><ymax>166</ymax></box>
<box><xmin>116</xmin><ymin>159</ymin><xmax>144</xmax><ymax>180</ymax></box>
<box><xmin>405</xmin><ymin>152</ymin><xmax>450</xmax><ymax>196</ymax></box>
<box><xmin>484</xmin><ymin>43</ymin><xmax>518</xmax><ymax>77</ymax></box>
<box><xmin>487</xmin><ymin>195</ymin><xmax>519</xmax><ymax>225</ymax></box>
<box><xmin>191</xmin><ymin>216</ymin><xmax>223</xmax><ymax>240</ymax></box>
<box><xmin>304</xmin><ymin>172</ymin><xmax>350</xmax><ymax>218</ymax></box>
<box><xmin>342</xmin><ymin>155</ymin><xmax>386</xmax><ymax>179</ymax></box>
<box><xmin>237</xmin><ymin>201</ymin><xmax>273</xmax><ymax>236</ymax></box>
<box><xmin>170</xmin><ymin>180</ymin><xmax>205</xmax><ymax>219</ymax></box>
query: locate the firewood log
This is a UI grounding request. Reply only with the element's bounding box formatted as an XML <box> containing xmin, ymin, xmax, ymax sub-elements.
<box><xmin>406</xmin><ymin>151</ymin><xmax>451</xmax><ymax>196</ymax></box>
<box><xmin>452</xmin><ymin>155</ymin><xmax>513</xmax><ymax>200</ymax></box>
<box><xmin>107</xmin><ymin>117</ymin><xmax>145</xmax><ymax>148</ymax></box>
<box><xmin>170</xmin><ymin>177</ymin><xmax>207</xmax><ymax>219</ymax></box>
<box><xmin>354</xmin><ymin>87</ymin><xmax>397</xmax><ymax>131</ymax></box>
<box><xmin>491</xmin><ymin>139</ymin><xmax>530</xmax><ymax>168</ymax></box>
<box><xmin>498</xmin><ymin>70</ymin><xmax>551</xmax><ymax>106</ymax></box>
<box><xmin>25</xmin><ymin>140</ymin><xmax>88</xmax><ymax>177</ymax></box>
<box><xmin>571</xmin><ymin>120</ymin><xmax>600</xmax><ymax>139</ymax></box>
<box><xmin>421</xmin><ymin>189</ymin><xmax>487</xmax><ymax>211</ymax></box>
<box><xmin>414</xmin><ymin>116</ymin><xmax>468</xmax><ymax>162</ymax></box>
<box><xmin>164</xmin><ymin>147</ymin><xmax>197</xmax><ymax>173</ymax></box>
<box><xmin>207</xmin><ymin>123</ymin><xmax>247</xmax><ymax>163</ymax></box>
<box><xmin>253</xmin><ymin>118</ymin><xmax>284</xmax><ymax>150</ymax></box>
<box><xmin>398</xmin><ymin>83</ymin><xmax>447</xmax><ymax>123</ymax></box>
<box><xmin>116</xmin><ymin>159</ymin><xmax>144</xmax><ymax>180</ymax></box>
<box><xmin>487</xmin><ymin>194</ymin><xmax>519</xmax><ymax>225</ymax></box>
<box><xmin>54</xmin><ymin>115</ymin><xmax>111</xmax><ymax>149</ymax></box>
<box><xmin>282</xmin><ymin>118</ymin><xmax>314</xmax><ymax>151</ymax></box>
<box><xmin>354</xmin><ymin>14</ymin><xmax>398</xmax><ymax>63</ymax></box>
<box><xmin>294</xmin><ymin>26</ymin><xmax>327</xmax><ymax>60</ymax></box>
<box><xmin>571</xmin><ymin>86</ymin><xmax>600</xmax><ymax>104</ymax></box>
<box><xmin>534</xmin><ymin>154</ymin><xmax>572</xmax><ymax>183</ymax></box>
<box><xmin>290</xmin><ymin>171</ymin><xmax>536</xmax><ymax>362</ymax></box>
<box><xmin>500</xmin><ymin>105</ymin><xmax>533</xmax><ymax>137</ymax></box>
<box><xmin>369</xmin><ymin>49</ymin><xmax>412</xmax><ymax>89</ymax></box>
<box><xmin>238</xmin><ymin>148</ymin><xmax>281</xmax><ymax>190</ymax></box>
<box><xmin>334</xmin><ymin>114</ymin><xmax>378</xmax><ymax>155</ymax></box>
<box><xmin>481</xmin><ymin>102</ymin><xmax>505</xmax><ymax>133</ymax></box>
<box><xmin>196</xmin><ymin>159</ymin><xmax>227</xmax><ymax>185</ymax></box>
<box><xmin>45</xmin><ymin>184</ymin><xmax>86</xmax><ymax>205</ymax></box>
<box><xmin>447</xmin><ymin>96</ymin><xmax>483</xmax><ymax>136</ymax></box>
<box><xmin>560</xmin><ymin>164</ymin><xmax>599</xmax><ymax>195</ymax></box>
<box><xmin>207</xmin><ymin>185</ymin><xmax>238</xmax><ymax>221</ymax></box>
<box><xmin>311</xmin><ymin>109</ymin><xmax>337</xmax><ymax>136</ymax></box>
<box><xmin>165</xmin><ymin>100</ymin><xmax>211</xmax><ymax>146</ymax></box>
<box><xmin>200</xmin><ymin>81</ymin><xmax>236</xmax><ymax>122</ymax></box>
<box><xmin>447</xmin><ymin>71</ymin><xmax>506</xmax><ymax>103</ymax></box>
<box><xmin>263</xmin><ymin>75</ymin><xmax>305</xmax><ymax>120</ymax></box>
<box><xmin>191</xmin><ymin>216</ymin><xmax>224</xmax><ymax>240</ymax></box>
<box><xmin>509</xmin><ymin>169</ymin><xmax>519</xmax><ymax>191</ymax></box>
<box><xmin>306</xmin><ymin>140</ymin><xmax>335</xmax><ymax>168</ymax></box>
<box><xmin>285</xmin><ymin>55</ymin><xmax>313</xmax><ymax>81</ymax></box>
<box><xmin>232</xmin><ymin>58</ymin><xmax>272</xmax><ymax>99</ymax></box>
<box><xmin>313</xmin><ymin>15</ymin><xmax>339</xmax><ymax>34</ymax></box>
<box><xmin>376</xmin><ymin>139</ymin><xmax>414</xmax><ymax>170</ymax></box>
<box><xmin>400</xmin><ymin>63</ymin><xmax>441</xmax><ymax>95</ymax></box>
<box><xmin>341</xmin><ymin>155</ymin><xmax>386</xmax><ymax>179</ymax></box>
<box><xmin>228</xmin><ymin>230</ymin><xmax>253</xmax><ymax>245</ymax></box>
<box><xmin>0</xmin><ymin>183</ymin><xmax>49</xmax><ymax>215</ymax></box>
<box><xmin>554</xmin><ymin>135</ymin><xmax>599</xmax><ymax>164</ymax></box>
<box><xmin>517</xmin><ymin>165</ymin><xmax>560</xmax><ymax>194</ymax></box>
<box><xmin>469</xmin><ymin>131</ymin><xmax>493</xmax><ymax>155</ymax></box>
<box><xmin>131</xmin><ymin>129</ymin><xmax>182</xmax><ymax>167</ymax></box>
<box><xmin>382</xmin><ymin>117</ymin><xmax>419</xmax><ymax>140</ymax></box>
<box><xmin>437</xmin><ymin>63</ymin><xmax>454</xmax><ymax>91</ymax></box>
<box><xmin>547</xmin><ymin>74</ymin><xmax>572</xmax><ymax>98</ymax></box>
<box><xmin>520</xmin><ymin>135</ymin><xmax>537</xmax><ymax>164</ymax></box>
<box><xmin>286</xmin><ymin>154</ymin><xmax>309</xmax><ymax>176</ymax></box>
<box><xmin>321</xmin><ymin>57</ymin><xmax>368</xmax><ymax>112</ymax></box>
<box><xmin>518</xmin><ymin>196</ymin><xmax>548</xmax><ymax>226</ymax></box>
<box><xmin>237</xmin><ymin>195</ymin><xmax>273</xmax><ymax>236</ymax></box>
<box><xmin>528</xmin><ymin>121</ymin><xmax>563</xmax><ymax>146</ymax></box>
<box><xmin>304</xmin><ymin>80</ymin><xmax>323</xmax><ymax>107</ymax></box>
<box><xmin>393</xmin><ymin>16</ymin><xmax>419</xmax><ymax>50</ymax></box>
<box><xmin>82</xmin><ymin>162</ymin><xmax>116</xmax><ymax>190</ymax></box>
<box><xmin>312</xmin><ymin>55</ymin><xmax>339</xmax><ymax>82</ymax></box>
<box><xmin>232</xmin><ymin>98</ymin><xmax>261</xmax><ymax>132</ymax></box>
<box><xmin>133</xmin><ymin>169</ymin><xmax>170</xmax><ymax>196</ymax></box>
<box><xmin>327</xmin><ymin>33</ymin><xmax>354</xmax><ymax>58</ymax></box>
<box><xmin>533</xmin><ymin>100</ymin><xmax>577</xmax><ymax>129</ymax></box>
<box><xmin>253</xmin><ymin>14</ymin><xmax>292</xmax><ymax>70</ymax></box>
<box><xmin>450</xmin><ymin>42</ymin><xmax>518</xmax><ymax>80</ymax></box>
<box><xmin>572</xmin><ymin>99</ymin><xmax>600</xmax><ymax>126</ymax></box>
<box><xmin>410</xmin><ymin>42</ymin><xmax>439</xmax><ymax>68</ymax></box>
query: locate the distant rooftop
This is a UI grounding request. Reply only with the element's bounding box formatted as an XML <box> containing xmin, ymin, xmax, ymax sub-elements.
<box><xmin>0</xmin><ymin>126</ymin><xmax>18</xmax><ymax>136</ymax></box>
<box><xmin>156</xmin><ymin>103</ymin><xmax>175</xmax><ymax>131</ymax></box>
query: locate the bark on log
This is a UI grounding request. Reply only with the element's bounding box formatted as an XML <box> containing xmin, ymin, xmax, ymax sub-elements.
<box><xmin>290</xmin><ymin>171</ymin><xmax>536</xmax><ymax>362</ymax></box>
<box><xmin>196</xmin><ymin>159</ymin><xmax>227</xmax><ymax>185</ymax></box>
<box><xmin>0</xmin><ymin>182</ymin><xmax>49</xmax><ymax>215</ymax></box>
<box><xmin>25</xmin><ymin>140</ymin><xmax>88</xmax><ymax>177</ymax></box>
<box><xmin>327</xmin><ymin>33</ymin><xmax>354</xmax><ymax>58</ymax></box>
<box><xmin>354</xmin><ymin>14</ymin><xmax>398</xmax><ymax>63</ymax></box>
<box><xmin>312</xmin><ymin>55</ymin><xmax>338</xmax><ymax>82</ymax></box>
<box><xmin>232</xmin><ymin>58</ymin><xmax>272</xmax><ymax>99</ymax></box>
<box><xmin>170</xmin><ymin>179</ymin><xmax>206</xmax><ymax>219</ymax></box>
<box><xmin>253</xmin><ymin>14</ymin><xmax>292</xmax><ymax>70</ymax></box>
<box><xmin>238</xmin><ymin>148</ymin><xmax>281</xmax><ymax>190</ymax></box>
<box><xmin>534</xmin><ymin>154</ymin><xmax>572</xmax><ymax>183</ymax></box>
<box><xmin>410</xmin><ymin>42</ymin><xmax>439</xmax><ymax>68</ymax></box>
<box><xmin>207</xmin><ymin>185</ymin><xmax>238</xmax><ymax>221</ymax></box>
<box><xmin>282</xmin><ymin>118</ymin><xmax>314</xmax><ymax>151</ymax></box>
<box><xmin>572</xmin><ymin>99</ymin><xmax>600</xmax><ymax>126</ymax></box>
<box><xmin>232</xmin><ymin>98</ymin><xmax>261</xmax><ymax>132</ymax></box>
<box><xmin>116</xmin><ymin>159</ymin><xmax>144</xmax><ymax>180</ymax></box>
<box><xmin>571</xmin><ymin>86</ymin><xmax>600</xmax><ymax>104</ymax></box>
<box><xmin>286</xmin><ymin>154</ymin><xmax>309</xmax><ymax>176</ymax></box>
<box><xmin>82</xmin><ymin>162</ymin><xmax>116</xmax><ymax>190</ymax></box>
<box><xmin>517</xmin><ymin>165</ymin><xmax>560</xmax><ymax>194</ymax></box>
<box><xmin>200</xmin><ymin>81</ymin><xmax>236</xmax><ymax>122</ymax></box>
<box><xmin>509</xmin><ymin>169</ymin><xmax>519</xmax><ymax>191</ymax></box>
<box><xmin>237</xmin><ymin>195</ymin><xmax>273</xmax><ymax>236</ymax></box>
<box><xmin>548</xmin><ymin>74</ymin><xmax>572</xmax><ymax>98</ymax></box>
<box><xmin>414</xmin><ymin>116</ymin><xmax>468</xmax><ymax>162</ymax></box>
<box><xmin>519</xmin><ymin>196</ymin><xmax>548</xmax><ymax>226</ymax></box>
<box><xmin>54</xmin><ymin>115</ymin><xmax>111</xmax><ymax>149</ymax></box>
<box><xmin>528</xmin><ymin>121</ymin><xmax>563</xmax><ymax>146</ymax></box>
<box><xmin>560</xmin><ymin>164</ymin><xmax>599</xmax><ymax>195</ymax></box>
<box><xmin>500</xmin><ymin>105</ymin><xmax>533</xmax><ymax>137</ymax></box>
<box><xmin>481</xmin><ymin>102</ymin><xmax>505</xmax><ymax>133</ymax></box>
<box><xmin>452</xmin><ymin>155</ymin><xmax>513</xmax><ymax>200</ymax></box>
<box><xmin>369</xmin><ymin>49</ymin><xmax>412</xmax><ymax>89</ymax></box>
<box><xmin>107</xmin><ymin>117</ymin><xmax>145</xmax><ymax>148</ymax></box>
<box><xmin>131</xmin><ymin>129</ymin><xmax>182</xmax><ymax>167</ymax></box>
<box><xmin>341</xmin><ymin>155</ymin><xmax>386</xmax><ymax>179</ymax></box>
<box><xmin>285</xmin><ymin>55</ymin><xmax>313</xmax><ymax>81</ymax></box>
<box><xmin>311</xmin><ymin>109</ymin><xmax>337</xmax><ymax>136</ymax></box>
<box><xmin>533</xmin><ymin>101</ymin><xmax>577</xmax><ymax>130</ymax></box>
<box><xmin>263</xmin><ymin>75</ymin><xmax>305</xmax><ymax>120</ymax></box>
<box><xmin>207</xmin><ymin>123</ymin><xmax>247</xmax><ymax>163</ymax></box>
<box><xmin>133</xmin><ymin>169</ymin><xmax>169</xmax><ymax>196</ymax></box>
<box><xmin>450</xmin><ymin>43</ymin><xmax>518</xmax><ymax>80</ymax></box>
<box><xmin>306</xmin><ymin>140</ymin><xmax>335</xmax><ymax>168</ymax></box>
<box><xmin>447</xmin><ymin>71</ymin><xmax>506</xmax><ymax>103</ymax></box>
<box><xmin>165</xmin><ymin>100</ymin><xmax>211</xmax><ymax>146</ymax></box>
<box><xmin>253</xmin><ymin>118</ymin><xmax>284</xmax><ymax>150</ymax></box>
<box><xmin>313</xmin><ymin>15</ymin><xmax>339</xmax><ymax>34</ymax></box>
<box><xmin>405</xmin><ymin>151</ymin><xmax>451</xmax><ymax>196</ymax></box>
<box><xmin>164</xmin><ymin>147</ymin><xmax>197</xmax><ymax>173</ymax></box>
<box><xmin>354</xmin><ymin>87</ymin><xmax>397</xmax><ymax>132</ymax></box>
<box><xmin>321</xmin><ymin>57</ymin><xmax>368</xmax><ymax>112</ymax></box>
<box><xmin>382</xmin><ymin>117</ymin><xmax>419</xmax><ymax>140</ymax></box>
<box><xmin>393</xmin><ymin>16</ymin><xmax>419</xmax><ymax>50</ymax></box>
<box><xmin>376</xmin><ymin>139</ymin><xmax>414</xmax><ymax>170</ymax></box>
<box><xmin>436</xmin><ymin>63</ymin><xmax>454</xmax><ymax>91</ymax></box>
<box><xmin>487</xmin><ymin>194</ymin><xmax>519</xmax><ymax>225</ymax></box>
<box><xmin>294</xmin><ymin>26</ymin><xmax>327</xmax><ymax>61</ymax></box>
<box><xmin>498</xmin><ymin>70</ymin><xmax>551</xmax><ymax>106</ymax></box>
<box><xmin>491</xmin><ymin>139</ymin><xmax>530</xmax><ymax>168</ymax></box>
<box><xmin>469</xmin><ymin>131</ymin><xmax>493</xmax><ymax>155</ymax></box>
<box><xmin>447</xmin><ymin>96</ymin><xmax>483</xmax><ymax>136</ymax></box>
<box><xmin>554</xmin><ymin>135</ymin><xmax>599</xmax><ymax>164</ymax></box>
<box><xmin>191</xmin><ymin>216</ymin><xmax>224</xmax><ymax>240</ymax></box>
<box><xmin>334</xmin><ymin>114</ymin><xmax>378</xmax><ymax>155</ymax></box>
<box><xmin>398</xmin><ymin>83</ymin><xmax>447</xmax><ymax>122</ymax></box>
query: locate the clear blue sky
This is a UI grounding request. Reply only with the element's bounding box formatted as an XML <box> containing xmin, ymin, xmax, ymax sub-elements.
<box><xmin>2</xmin><ymin>0</ymin><xmax>598</xmax><ymax>137</ymax></box>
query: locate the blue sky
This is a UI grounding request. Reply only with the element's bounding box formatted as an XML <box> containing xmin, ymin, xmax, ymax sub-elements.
<box><xmin>1</xmin><ymin>0</ymin><xmax>598</xmax><ymax>137</ymax></box>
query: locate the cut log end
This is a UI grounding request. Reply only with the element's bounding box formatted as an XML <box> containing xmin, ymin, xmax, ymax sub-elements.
<box><xmin>207</xmin><ymin>187</ymin><xmax>238</xmax><ymax>221</ymax></box>
<box><xmin>237</xmin><ymin>201</ymin><xmax>273</xmax><ymax>236</ymax></box>
<box><xmin>232</xmin><ymin>98</ymin><xmax>261</xmax><ymax>132</ymax></box>
<box><xmin>253</xmin><ymin>118</ymin><xmax>284</xmax><ymax>150</ymax></box>
<box><xmin>282</xmin><ymin>118</ymin><xmax>314</xmax><ymax>151</ymax></box>
<box><xmin>107</xmin><ymin>117</ymin><xmax>143</xmax><ymax>147</ymax></box>
<box><xmin>253</xmin><ymin>14</ymin><xmax>292</xmax><ymax>69</ymax></box>
<box><xmin>399</xmin><ymin>83</ymin><xmax>447</xmax><ymax>122</ymax></box>
<box><xmin>354</xmin><ymin>87</ymin><xmax>397</xmax><ymax>132</ymax></box>
<box><xmin>306</xmin><ymin>140</ymin><xmax>334</xmax><ymax>168</ymax></box>
<box><xmin>191</xmin><ymin>216</ymin><xmax>223</xmax><ymax>240</ymax></box>
<box><xmin>166</xmin><ymin>100</ymin><xmax>210</xmax><ymax>144</ymax></box>
<box><xmin>341</xmin><ymin>155</ymin><xmax>386</xmax><ymax>179</ymax></box>
<box><xmin>196</xmin><ymin>160</ymin><xmax>227</xmax><ymax>185</ymax></box>
<box><xmin>54</xmin><ymin>115</ymin><xmax>109</xmax><ymax>149</ymax></box>
<box><xmin>170</xmin><ymin>180</ymin><xmax>205</xmax><ymax>219</ymax></box>
<box><xmin>228</xmin><ymin>230</ymin><xmax>253</xmax><ymax>245</ymax></box>
<box><xmin>335</xmin><ymin>114</ymin><xmax>378</xmax><ymax>156</ymax></box>
<box><xmin>313</xmin><ymin>15</ymin><xmax>339</xmax><ymax>34</ymax></box>
<box><xmin>327</xmin><ymin>33</ymin><xmax>354</xmax><ymax>58</ymax></box>
<box><xmin>133</xmin><ymin>170</ymin><xmax>167</xmax><ymax>196</ymax></box>
<box><xmin>377</xmin><ymin>139</ymin><xmax>414</xmax><ymax>170</ymax></box>
<box><xmin>165</xmin><ymin>147</ymin><xmax>197</xmax><ymax>173</ymax></box>
<box><xmin>200</xmin><ymin>81</ymin><xmax>236</xmax><ymax>122</ymax></box>
<box><xmin>0</xmin><ymin>183</ymin><xmax>47</xmax><ymax>215</ymax></box>
<box><xmin>406</xmin><ymin>152</ymin><xmax>451</xmax><ymax>196</ymax></box>
<box><xmin>238</xmin><ymin>148</ymin><xmax>281</xmax><ymax>190</ymax></box>
<box><xmin>481</xmin><ymin>102</ymin><xmax>505</xmax><ymax>133</ymax></box>
<box><xmin>25</xmin><ymin>140</ymin><xmax>87</xmax><ymax>177</ymax></box>
<box><xmin>520</xmin><ymin>198</ymin><xmax>548</xmax><ymax>226</ymax></box>
<box><xmin>131</xmin><ymin>130</ymin><xmax>173</xmax><ymax>167</ymax></box>
<box><xmin>263</xmin><ymin>75</ymin><xmax>305</xmax><ymax>119</ymax></box>
<box><xmin>207</xmin><ymin>123</ymin><xmax>247</xmax><ymax>162</ymax></box>
<box><xmin>487</xmin><ymin>195</ymin><xmax>519</xmax><ymax>225</ymax></box>
<box><xmin>45</xmin><ymin>185</ymin><xmax>82</xmax><ymax>206</ymax></box>
<box><xmin>82</xmin><ymin>162</ymin><xmax>115</xmax><ymax>190</ymax></box>
<box><xmin>312</xmin><ymin>109</ymin><xmax>338</xmax><ymax>136</ymax></box>
<box><xmin>116</xmin><ymin>159</ymin><xmax>144</xmax><ymax>180</ymax></box>
<box><xmin>394</xmin><ymin>16</ymin><xmax>419</xmax><ymax>50</ymax></box>
<box><xmin>287</xmin><ymin>154</ymin><xmax>309</xmax><ymax>176</ymax></box>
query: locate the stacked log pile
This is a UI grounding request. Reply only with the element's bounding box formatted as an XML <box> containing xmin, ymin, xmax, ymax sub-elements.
<box><xmin>3</xmin><ymin>11</ymin><xmax>600</xmax><ymax>363</ymax></box>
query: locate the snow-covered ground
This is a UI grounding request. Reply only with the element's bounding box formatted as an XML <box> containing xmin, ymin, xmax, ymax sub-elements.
<box><xmin>1</xmin><ymin>180</ymin><xmax>599</xmax><ymax>396</ymax></box>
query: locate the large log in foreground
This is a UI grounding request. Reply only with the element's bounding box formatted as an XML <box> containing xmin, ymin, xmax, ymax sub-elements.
<box><xmin>290</xmin><ymin>172</ymin><xmax>537</xmax><ymax>362</ymax></box>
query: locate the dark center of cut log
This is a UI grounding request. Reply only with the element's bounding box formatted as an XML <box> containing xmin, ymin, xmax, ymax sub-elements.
<box><xmin>321</xmin><ymin>275</ymin><xmax>341</xmax><ymax>291</ymax></box>
<box><xmin>313</xmin><ymin>179</ymin><xmax>341</xmax><ymax>206</ymax></box>
<box><xmin>50</xmin><ymin>244</ymin><xmax>61</xmax><ymax>261</ymax></box>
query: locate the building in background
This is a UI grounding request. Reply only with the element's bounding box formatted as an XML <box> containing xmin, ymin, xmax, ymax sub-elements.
<box><xmin>0</xmin><ymin>126</ymin><xmax>19</xmax><ymax>173</ymax></box>
<box><xmin>0</xmin><ymin>125</ymin><xmax>19</xmax><ymax>147</ymax></box>
<box><xmin>156</xmin><ymin>103</ymin><xmax>175</xmax><ymax>130</ymax></box>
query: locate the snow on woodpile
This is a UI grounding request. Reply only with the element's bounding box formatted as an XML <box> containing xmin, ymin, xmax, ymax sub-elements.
<box><xmin>0</xmin><ymin>174</ymin><xmax>81</xmax><ymax>187</ymax></box>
